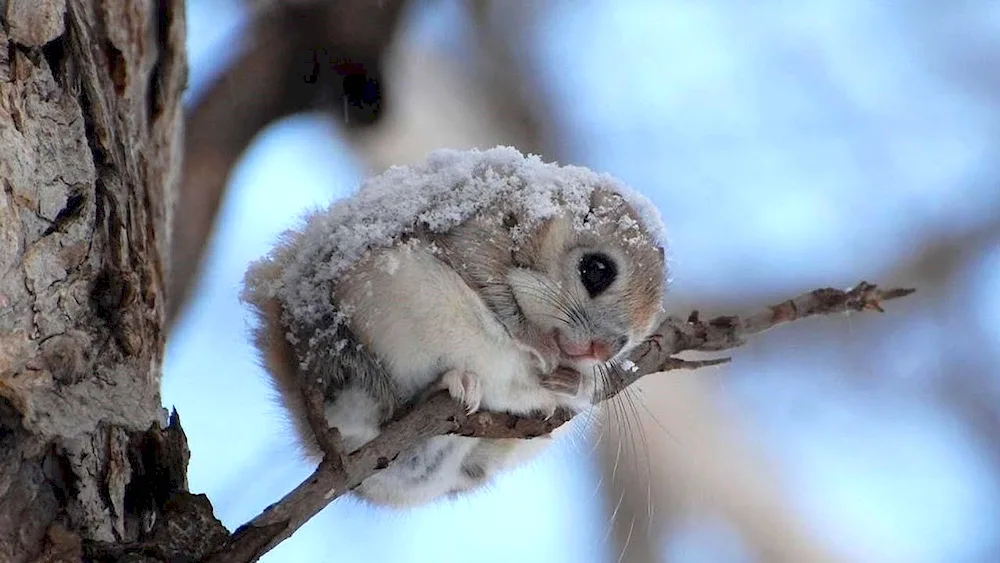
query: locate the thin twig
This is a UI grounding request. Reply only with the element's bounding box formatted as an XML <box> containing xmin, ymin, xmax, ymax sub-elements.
<box><xmin>204</xmin><ymin>280</ymin><xmax>914</xmax><ymax>562</ymax></box>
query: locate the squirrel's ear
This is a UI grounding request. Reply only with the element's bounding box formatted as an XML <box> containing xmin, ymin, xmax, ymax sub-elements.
<box><xmin>587</xmin><ymin>188</ymin><xmax>626</xmax><ymax>217</ymax></box>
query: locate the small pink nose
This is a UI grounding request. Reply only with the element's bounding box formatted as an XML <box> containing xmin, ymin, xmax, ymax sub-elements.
<box><xmin>556</xmin><ymin>333</ymin><xmax>612</xmax><ymax>362</ymax></box>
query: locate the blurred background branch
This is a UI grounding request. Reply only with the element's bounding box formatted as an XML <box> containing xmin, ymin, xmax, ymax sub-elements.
<box><xmin>167</xmin><ymin>0</ymin><xmax>409</xmax><ymax>327</ymax></box>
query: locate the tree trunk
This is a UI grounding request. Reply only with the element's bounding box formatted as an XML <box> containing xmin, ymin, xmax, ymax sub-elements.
<box><xmin>0</xmin><ymin>1</ymin><xmax>222</xmax><ymax>561</ymax></box>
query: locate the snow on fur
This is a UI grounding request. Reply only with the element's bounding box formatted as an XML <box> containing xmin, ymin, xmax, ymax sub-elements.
<box><xmin>242</xmin><ymin>146</ymin><xmax>666</xmax><ymax>331</ymax></box>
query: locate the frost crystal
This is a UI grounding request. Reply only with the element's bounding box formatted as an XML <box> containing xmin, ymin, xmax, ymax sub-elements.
<box><xmin>242</xmin><ymin>146</ymin><xmax>666</xmax><ymax>330</ymax></box>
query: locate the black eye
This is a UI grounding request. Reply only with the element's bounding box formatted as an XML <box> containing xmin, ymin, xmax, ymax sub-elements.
<box><xmin>578</xmin><ymin>253</ymin><xmax>617</xmax><ymax>297</ymax></box>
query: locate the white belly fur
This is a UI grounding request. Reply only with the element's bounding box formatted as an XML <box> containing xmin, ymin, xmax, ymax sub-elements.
<box><xmin>332</xmin><ymin>243</ymin><xmax>566</xmax><ymax>506</ymax></box>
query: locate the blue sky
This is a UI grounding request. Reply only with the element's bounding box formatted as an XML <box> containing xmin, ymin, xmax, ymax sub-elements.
<box><xmin>166</xmin><ymin>1</ymin><xmax>1000</xmax><ymax>561</ymax></box>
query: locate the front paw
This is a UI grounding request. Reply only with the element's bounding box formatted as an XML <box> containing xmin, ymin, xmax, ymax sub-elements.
<box><xmin>540</xmin><ymin>366</ymin><xmax>582</xmax><ymax>396</ymax></box>
<box><xmin>439</xmin><ymin>369</ymin><xmax>484</xmax><ymax>414</ymax></box>
<box><xmin>515</xmin><ymin>338</ymin><xmax>559</xmax><ymax>375</ymax></box>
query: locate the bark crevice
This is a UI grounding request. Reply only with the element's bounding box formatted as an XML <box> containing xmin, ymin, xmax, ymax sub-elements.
<box><xmin>0</xmin><ymin>1</ymin><xmax>188</xmax><ymax>560</ymax></box>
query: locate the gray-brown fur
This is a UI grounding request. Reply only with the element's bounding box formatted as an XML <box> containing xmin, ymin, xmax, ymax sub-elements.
<box><xmin>248</xmin><ymin>185</ymin><xmax>664</xmax><ymax>462</ymax></box>
<box><xmin>242</xmin><ymin>153</ymin><xmax>667</xmax><ymax>505</ymax></box>
<box><xmin>247</xmin><ymin>296</ymin><xmax>398</xmax><ymax>458</ymax></box>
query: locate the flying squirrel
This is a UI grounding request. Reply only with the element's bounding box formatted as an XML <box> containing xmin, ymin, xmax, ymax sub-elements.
<box><xmin>242</xmin><ymin>147</ymin><xmax>668</xmax><ymax>507</ymax></box>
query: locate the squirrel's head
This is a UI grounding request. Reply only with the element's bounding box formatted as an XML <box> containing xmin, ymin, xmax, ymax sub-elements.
<box><xmin>505</xmin><ymin>188</ymin><xmax>666</xmax><ymax>380</ymax></box>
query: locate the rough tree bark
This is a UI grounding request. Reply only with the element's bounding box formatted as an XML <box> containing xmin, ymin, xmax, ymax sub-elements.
<box><xmin>0</xmin><ymin>1</ymin><xmax>224</xmax><ymax>561</ymax></box>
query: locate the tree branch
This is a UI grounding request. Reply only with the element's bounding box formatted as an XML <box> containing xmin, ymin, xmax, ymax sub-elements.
<box><xmin>204</xmin><ymin>280</ymin><xmax>914</xmax><ymax>562</ymax></box>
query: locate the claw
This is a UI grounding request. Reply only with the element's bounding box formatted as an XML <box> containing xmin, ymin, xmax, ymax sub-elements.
<box><xmin>440</xmin><ymin>369</ymin><xmax>483</xmax><ymax>414</ymax></box>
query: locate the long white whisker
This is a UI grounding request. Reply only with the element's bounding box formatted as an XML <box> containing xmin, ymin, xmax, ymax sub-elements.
<box><xmin>603</xmin><ymin>486</ymin><xmax>627</xmax><ymax>543</ymax></box>
<box><xmin>616</xmin><ymin>515</ymin><xmax>637</xmax><ymax>563</ymax></box>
